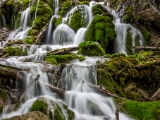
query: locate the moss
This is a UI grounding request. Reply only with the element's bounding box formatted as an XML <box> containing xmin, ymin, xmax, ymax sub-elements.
<box><xmin>85</xmin><ymin>14</ymin><xmax>116</xmax><ymax>53</ymax></box>
<box><xmin>68</xmin><ymin>9</ymin><xmax>85</xmax><ymax>32</ymax></box>
<box><xmin>124</xmin><ymin>100</ymin><xmax>160</xmax><ymax>120</ymax></box>
<box><xmin>54</xmin><ymin>104</ymin><xmax>65</xmax><ymax>120</ymax></box>
<box><xmin>45</xmin><ymin>54</ymin><xmax>78</xmax><ymax>65</ymax></box>
<box><xmin>126</xmin><ymin>31</ymin><xmax>132</xmax><ymax>54</ymax></box>
<box><xmin>79</xmin><ymin>1</ymin><xmax>89</xmax><ymax>5</ymax></box>
<box><xmin>78</xmin><ymin>55</ymin><xmax>85</xmax><ymax>61</ymax></box>
<box><xmin>97</xmin><ymin>68</ymin><xmax>125</xmax><ymax>97</ymax></box>
<box><xmin>24</xmin><ymin>37</ymin><xmax>35</xmax><ymax>44</ymax></box>
<box><xmin>30</xmin><ymin>100</ymin><xmax>48</xmax><ymax>114</ymax></box>
<box><xmin>59</xmin><ymin>1</ymin><xmax>72</xmax><ymax>16</ymax></box>
<box><xmin>0</xmin><ymin>89</ymin><xmax>6</xmax><ymax>101</ymax></box>
<box><xmin>3</xmin><ymin>46</ymin><xmax>28</xmax><ymax>56</ymax></box>
<box><xmin>92</xmin><ymin>4</ymin><xmax>109</xmax><ymax>16</ymax></box>
<box><xmin>141</xmin><ymin>29</ymin><xmax>150</xmax><ymax>46</ymax></box>
<box><xmin>78</xmin><ymin>41</ymin><xmax>106</xmax><ymax>56</ymax></box>
<box><xmin>123</xmin><ymin>6</ymin><xmax>133</xmax><ymax>23</ymax></box>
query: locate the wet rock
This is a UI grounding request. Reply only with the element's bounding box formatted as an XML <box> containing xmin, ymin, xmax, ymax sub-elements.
<box><xmin>2</xmin><ymin>111</ymin><xmax>49</xmax><ymax>120</ymax></box>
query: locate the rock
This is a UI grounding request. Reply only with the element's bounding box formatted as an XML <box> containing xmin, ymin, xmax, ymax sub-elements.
<box><xmin>2</xmin><ymin>111</ymin><xmax>49</xmax><ymax>120</ymax></box>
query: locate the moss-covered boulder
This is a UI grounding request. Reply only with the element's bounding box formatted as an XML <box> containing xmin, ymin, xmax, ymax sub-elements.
<box><xmin>3</xmin><ymin>111</ymin><xmax>49</xmax><ymax>120</ymax></box>
<box><xmin>78</xmin><ymin>41</ymin><xmax>105</xmax><ymax>56</ymax></box>
<box><xmin>30</xmin><ymin>97</ymin><xmax>74</xmax><ymax>120</ymax></box>
<box><xmin>122</xmin><ymin>100</ymin><xmax>160</xmax><ymax>120</ymax></box>
<box><xmin>59</xmin><ymin>0</ymin><xmax>72</xmax><ymax>16</ymax></box>
<box><xmin>85</xmin><ymin>13</ymin><xmax>116</xmax><ymax>53</ymax></box>
<box><xmin>3</xmin><ymin>46</ymin><xmax>28</xmax><ymax>56</ymax></box>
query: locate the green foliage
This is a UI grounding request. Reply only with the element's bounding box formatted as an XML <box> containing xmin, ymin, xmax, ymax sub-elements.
<box><xmin>30</xmin><ymin>100</ymin><xmax>48</xmax><ymax>114</ymax></box>
<box><xmin>45</xmin><ymin>54</ymin><xmax>77</xmax><ymax>65</ymax></box>
<box><xmin>0</xmin><ymin>89</ymin><xmax>6</xmax><ymax>101</ymax></box>
<box><xmin>123</xmin><ymin>6</ymin><xmax>133</xmax><ymax>23</ymax></box>
<box><xmin>24</xmin><ymin>37</ymin><xmax>35</xmax><ymax>44</ymax></box>
<box><xmin>59</xmin><ymin>1</ymin><xmax>72</xmax><ymax>16</ymax></box>
<box><xmin>78</xmin><ymin>55</ymin><xmax>85</xmax><ymax>61</ymax></box>
<box><xmin>141</xmin><ymin>29</ymin><xmax>150</xmax><ymax>46</ymax></box>
<box><xmin>79</xmin><ymin>1</ymin><xmax>89</xmax><ymax>5</ymax></box>
<box><xmin>92</xmin><ymin>4</ymin><xmax>108</xmax><ymax>16</ymax></box>
<box><xmin>85</xmin><ymin>14</ymin><xmax>116</xmax><ymax>52</ymax></box>
<box><xmin>54</xmin><ymin>105</ymin><xmax>65</xmax><ymax>120</ymax></box>
<box><xmin>3</xmin><ymin>46</ymin><xmax>27</xmax><ymax>56</ymax></box>
<box><xmin>124</xmin><ymin>100</ymin><xmax>160</xmax><ymax>120</ymax></box>
<box><xmin>78</xmin><ymin>41</ymin><xmax>106</xmax><ymax>56</ymax></box>
<box><xmin>52</xmin><ymin>16</ymin><xmax>62</xmax><ymax>27</ymax></box>
<box><xmin>68</xmin><ymin>10</ymin><xmax>85</xmax><ymax>31</ymax></box>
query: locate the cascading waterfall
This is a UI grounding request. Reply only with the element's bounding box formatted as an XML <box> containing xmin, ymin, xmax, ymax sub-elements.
<box><xmin>2</xmin><ymin>15</ymin><xmax>6</xmax><ymax>28</ymax></box>
<box><xmin>6</xmin><ymin>7</ymin><xmax>31</xmax><ymax>42</ymax></box>
<box><xmin>46</xmin><ymin>16</ymin><xmax>54</xmax><ymax>44</ymax></box>
<box><xmin>54</xmin><ymin>0</ymin><xmax>59</xmax><ymax>15</ymax></box>
<box><xmin>35</xmin><ymin>0</ymin><xmax>40</xmax><ymax>19</ymax></box>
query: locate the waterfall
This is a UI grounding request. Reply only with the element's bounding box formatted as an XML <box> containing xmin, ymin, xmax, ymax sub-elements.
<box><xmin>6</xmin><ymin>7</ymin><xmax>31</xmax><ymax>41</ymax></box>
<box><xmin>54</xmin><ymin>0</ymin><xmax>59</xmax><ymax>15</ymax></box>
<box><xmin>35</xmin><ymin>0</ymin><xmax>40</xmax><ymax>19</ymax></box>
<box><xmin>46</xmin><ymin>16</ymin><xmax>54</xmax><ymax>44</ymax></box>
<box><xmin>52</xmin><ymin>24</ymin><xmax>75</xmax><ymax>45</ymax></box>
<box><xmin>2</xmin><ymin>15</ymin><xmax>6</xmax><ymax>28</ymax></box>
<box><xmin>74</xmin><ymin>28</ymin><xmax>87</xmax><ymax>45</ymax></box>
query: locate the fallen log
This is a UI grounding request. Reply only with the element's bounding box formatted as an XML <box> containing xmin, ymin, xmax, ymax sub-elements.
<box><xmin>134</xmin><ymin>46</ymin><xmax>160</xmax><ymax>51</ymax></box>
<box><xmin>38</xmin><ymin>81</ymin><xmax>65</xmax><ymax>99</ymax></box>
<box><xmin>47</xmin><ymin>47</ymin><xmax>78</xmax><ymax>55</ymax></box>
<box><xmin>19</xmin><ymin>75</ymin><xmax>40</xmax><ymax>103</ymax></box>
<box><xmin>83</xmin><ymin>80</ymin><xmax>120</xmax><ymax>98</ymax></box>
<box><xmin>0</xmin><ymin>64</ymin><xmax>23</xmax><ymax>82</ymax></box>
<box><xmin>149</xmin><ymin>88</ymin><xmax>160</xmax><ymax>101</ymax></box>
<box><xmin>35</xmin><ymin>26</ymin><xmax>47</xmax><ymax>44</ymax></box>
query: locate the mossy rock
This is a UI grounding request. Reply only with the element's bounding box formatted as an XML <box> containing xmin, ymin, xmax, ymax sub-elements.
<box><xmin>123</xmin><ymin>100</ymin><xmax>160</xmax><ymax>120</ymax></box>
<box><xmin>3</xmin><ymin>46</ymin><xmax>28</xmax><ymax>56</ymax></box>
<box><xmin>78</xmin><ymin>41</ymin><xmax>106</xmax><ymax>56</ymax></box>
<box><xmin>45</xmin><ymin>53</ymin><xmax>78</xmax><ymax>65</ymax></box>
<box><xmin>59</xmin><ymin>0</ymin><xmax>72</xmax><ymax>16</ymax></box>
<box><xmin>85</xmin><ymin>14</ymin><xmax>116</xmax><ymax>53</ymax></box>
<box><xmin>122</xmin><ymin>6</ymin><xmax>133</xmax><ymax>23</ymax></box>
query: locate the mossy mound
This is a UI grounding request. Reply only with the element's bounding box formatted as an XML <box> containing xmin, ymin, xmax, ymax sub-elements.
<box><xmin>78</xmin><ymin>41</ymin><xmax>105</xmax><ymax>56</ymax></box>
<box><xmin>30</xmin><ymin>97</ymin><xmax>75</xmax><ymax>120</ymax></box>
<box><xmin>67</xmin><ymin>9</ymin><xmax>86</xmax><ymax>32</ymax></box>
<box><xmin>122</xmin><ymin>6</ymin><xmax>133</xmax><ymax>23</ymax></box>
<box><xmin>85</xmin><ymin>14</ymin><xmax>116</xmax><ymax>53</ymax></box>
<box><xmin>97</xmin><ymin>53</ymin><xmax>160</xmax><ymax>100</ymax></box>
<box><xmin>59</xmin><ymin>0</ymin><xmax>72</xmax><ymax>16</ymax></box>
<box><xmin>123</xmin><ymin>100</ymin><xmax>160</xmax><ymax>120</ymax></box>
<box><xmin>3</xmin><ymin>46</ymin><xmax>28</xmax><ymax>56</ymax></box>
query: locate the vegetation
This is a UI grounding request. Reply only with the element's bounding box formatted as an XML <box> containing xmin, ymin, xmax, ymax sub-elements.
<box><xmin>122</xmin><ymin>6</ymin><xmax>133</xmax><ymax>23</ymax></box>
<box><xmin>30</xmin><ymin>100</ymin><xmax>48</xmax><ymax>114</ymax></box>
<box><xmin>78</xmin><ymin>41</ymin><xmax>106</xmax><ymax>56</ymax></box>
<box><xmin>59</xmin><ymin>0</ymin><xmax>72</xmax><ymax>16</ymax></box>
<box><xmin>3</xmin><ymin>46</ymin><xmax>28</xmax><ymax>56</ymax></box>
<box><xmin>0</xmin><ymin>89</ymin><xmax>6</xmax><ymax>101</ymax></box>
<box><xmin>85</xmin><ymin>13</ymin><xmax>116</xmax><ymax>53</ymax></box>
<box><xmin>123</xmin><ymin>100</ymin><xmax>160</xmax><ymax>120</ymax></box>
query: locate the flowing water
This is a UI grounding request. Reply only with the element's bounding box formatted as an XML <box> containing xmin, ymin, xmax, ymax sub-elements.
<box><xmin>0</xmin><ymin>1</ymin><xmax>141</xmax><ymax>119</ymax></box>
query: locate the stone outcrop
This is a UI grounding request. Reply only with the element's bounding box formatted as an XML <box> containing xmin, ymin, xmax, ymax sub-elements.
<box><xmin>2</xmin><ymin>111</ymin><xmax>49</xmax><ymax>120</ymax></box>
<box><xmin>0</xmin><ymin>28</ymin><xmax>10</xmax><ymax>42</ymax></box>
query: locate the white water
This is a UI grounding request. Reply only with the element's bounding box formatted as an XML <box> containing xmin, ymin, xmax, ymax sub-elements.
<box><xmin>35</xmin><ymin>0</ymin><xmax>40</xmax><ymax>19</ymax></box>
<box><xmin>46</xmin><ymin>16</ymin><xmax>54</xmax><ymax>44</ymax></box>
<box><xmin>6</xmin><ymin>7</ymin><xmax>31</xmax><ymax>42</ymax></box>
<box><xmin>54</xmin><ymin>0</ymin><xmax>59</xmax><ymax>15</ymax></box>
<box><xmin>2</xmin><ymin>15</ymin><xmax>6</xmax><ymax>28</ymax></box>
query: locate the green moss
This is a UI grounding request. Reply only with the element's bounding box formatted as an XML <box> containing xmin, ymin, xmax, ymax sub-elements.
<box><xmin>68</xmin><ymin>10</ymin><xmax>85</xmax><ymax>31</ymax></box>
<box><xmin>123</xmin><ymin>6</ymin><xmax>133</xmax><ymax>23</ymax></box>
<box><xmin>59</xmin><ymin>1</ymin><xmax>72</xmax><ymax>16</ymax></box>
<box><xmin>85</xmin><ymin>14</ymin><xmax>116</xmax><ymax>53</ymax></box>
<box><xmin>141</xmin><ymin>29</ymin><xmax>150</xmax><ymax>46</ymax></box>
<box><xmin>45</xmin><ymin>54</ymin><xmax>77</xmax><ymax>65</ymax></box>
<box><xmin>126</xmin><ymin>31</ymin><xmax>132</xmax><ymax>54</ymax></box>
<box><xmin>30</xmin><ymin>100</ymin><xmax>48</xmax><ymax>114</ymax></box>
<box><xmin>54</xmin><ymin>104</ymin><xmax>65</xmax><ymax>120</ymax></box>
<box><xmin>24</xmin><ymin>37</ymin><xmax>35</xmax><ymax>44</ymax></box>
<box><xmin>92</xmin><ymin>4</ymin><xmax>108</xmax><ymax>16</ymax></box>
<box><xmin>78</xmin><ymin>55</ymin><xmax>85</xmax><ymax>61</ymax></box>
<box><xmin>79</xmin><ymin>1</ymin><xmax>89</xmax><ymax>5</ymax></box>
<box><xmin>3</xmin><ymin>46</ymin><xmax>28</xmax><ymax>56</ymax></box>
<box><xmin>0</xmin><ymin>89</ymin><xmax>6</xmax><ymax>101</ymax></box>
<box><xmin>78</xmin><ymin>41</ymin><xmax>106</xmax><ymax>56</ymax></box>
<box><xmin>124</xmin><ymin>100</ymin><xmax>160</xmax><ymax>120</ymax></box>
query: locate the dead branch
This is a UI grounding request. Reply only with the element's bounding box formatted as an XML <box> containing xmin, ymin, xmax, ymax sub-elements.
<box><xmin>134</xmin><ymin>46</ymin><xmax>160</xmax><ymax>51</ymax></box>
<box><xmin>35</xmin><ymin>26</ymin><xmax>47</xmax><ymax>44</ymax></box>
<box><xmin>47</xmin><ymin>47</ymin><xmax>78</xmax><ymax>55</ymax></box>
<box><xmin>149</xmin><ymin>88</ymin><xmax>160</xmax><ymax>101</ymax></box>
<box><xmin>19</xmin><ymin>75</ymin><xmax>40</xmax><ymax>103</ymax></box>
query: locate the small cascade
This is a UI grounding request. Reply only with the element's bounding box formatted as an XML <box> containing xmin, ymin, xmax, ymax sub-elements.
<box><xmin>6</xmin><ymin>7</ymin><xmax>31</xmax><ymax>42</ymax></box>
<box><xmin>52</xmin><ymin>24</ymin><xmax>75</xmax><ymax>45</ymax></box>
<box><xmin>54</xmin><ymin>0</ymin><xmax>59</xmax><ymax>15</ymax></box>
<box><xmin>35</xmin><ymin>0</ymin><xmax>40</xmax><ymax>19</ymax></box>
<box><xmin>2</xmin><ymin>15</ymin><xmax>6</xmax><ymax>28</ymax></box>
<box><xmin>46</xmin><ymin>16</ymin><xmax>54</xmax><ymax>44</ymax></box>
<box><xmin>73</xmin><ymin>28</ymin><xmax>87</xmax><ymax>45</ymax></box>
